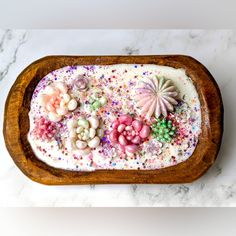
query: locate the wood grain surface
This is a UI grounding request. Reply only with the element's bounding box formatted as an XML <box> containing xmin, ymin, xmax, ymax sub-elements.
<box><xmin>3</xmin><ymin>55</ymin><xmax>223</xmax><ymax>185</ymax></box>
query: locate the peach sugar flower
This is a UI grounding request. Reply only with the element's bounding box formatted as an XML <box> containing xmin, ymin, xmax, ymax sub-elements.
<box><xmin>39</xmin><ymin>82</ymin><xmax>78</xmax><ymax>122</ymax></box>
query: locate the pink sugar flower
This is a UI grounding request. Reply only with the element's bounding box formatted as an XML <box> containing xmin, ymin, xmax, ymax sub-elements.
<box><xmin>109</xmin><ymin>114</ymin><xmax>151</xmax><ymax>154</ymax></box>
<box><xmin>39</xmin><ymin>82</ymin><xmax>78</xmax><ymax>122</ymax></box>
<box><xmin>134</xmin><ymin>76</ymin><xmax>178</xmax><ymax>119</ymax></box>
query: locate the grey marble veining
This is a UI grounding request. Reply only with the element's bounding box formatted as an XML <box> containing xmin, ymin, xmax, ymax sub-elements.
<box><xmin>0</xmin><ymin>30</ymin><xmax>27</xmax><ymax>81</ymax></box>
<box><xmin>0</xmin><ymin>30</ymin><xmax>234</xmax><ymax>206</ymax></box>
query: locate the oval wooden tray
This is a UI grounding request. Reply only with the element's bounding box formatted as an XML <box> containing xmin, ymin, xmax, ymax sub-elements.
<box><xmin>3</xmin><ymin>55</ymin><xmax>223</xmax><ymax>185</ymax></box>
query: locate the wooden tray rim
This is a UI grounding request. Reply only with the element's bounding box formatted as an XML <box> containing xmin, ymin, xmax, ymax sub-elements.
<box><xmin>3</xmin><ymin>55</ymin><xmax>224</xmax><ymax>185</ymax></box>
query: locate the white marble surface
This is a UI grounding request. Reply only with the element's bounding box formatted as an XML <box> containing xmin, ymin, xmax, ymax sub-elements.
<box><xmin>0</xmin><ymin>30</ymin><xmax>235</xmax><ymax>207</ymax></box>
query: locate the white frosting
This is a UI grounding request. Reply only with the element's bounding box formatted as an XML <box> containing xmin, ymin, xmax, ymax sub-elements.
<box><xmin>28</xmin><ymin>64</ymin><xmax>201</xmax><ymax>171</ymax></box>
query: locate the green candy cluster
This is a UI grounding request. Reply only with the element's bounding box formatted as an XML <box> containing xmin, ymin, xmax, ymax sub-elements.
<box><xmin>151</xmin><ymin>118</ymin><xmax>176</xmax><ymax>143</ymax></box>
<box><xmin>89</xmin><ymin>96</ymin><xmax>107</xmax><ymax>111</ymax></box>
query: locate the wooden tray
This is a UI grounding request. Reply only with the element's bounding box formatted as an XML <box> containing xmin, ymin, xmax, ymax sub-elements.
<box><xmin>3</xmin><ymin>55</ymin><xmax>223</xmax><ymax>185</ymax></box>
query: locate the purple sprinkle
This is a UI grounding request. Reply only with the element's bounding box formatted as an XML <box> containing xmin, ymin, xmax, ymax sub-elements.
<box><xmin>102</xmin><ymin>137</ymin><xmax>107</xmax><ymax>142</ymax></box>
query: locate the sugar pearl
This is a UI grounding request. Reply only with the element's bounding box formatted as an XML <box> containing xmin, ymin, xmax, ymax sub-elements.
<box><xmin>63</xmin><ymin>94</ymin><xmax>71</xmax><ymax>103</ymax></box>
<box><xmin>131</xmin><ymin>136</ymin><xmax>141</xmax><ymax>144</ymax></box>
<box><xmin>132</xmin><ymin>120</ymin><xmax>143</xmax><ymax>132</ymax></box>
<box><xmin>76</xmin><ymin>126</ymin><xmax>83</xmax><ymax>133</ymax></box>
<box><xmin>118</xmin><ymin>135</ymin><xmax>128</xmax><ymax>146</ymax></box>
<box><xmin>89</xmin><ymin>128</ymin><xmax>96</xmax><ymax>139</ymax></box>
<box><xmin>139</xmin><ymin>125</ymin><xmax>150</xmax><ymax>139</ymax></box>
<box><xmin>125</xmin><ymin>144</ymin><xmax>139</xmax><ymax>153</ymax></box>
<box><xmin>125</xmin><ymin>125</ymin><xmax>133</xmax><ymax>131</ymax></box>
<box><xmin>60</xmin><ymin>100</ymin><xmax>66</xmax><ymax>108</ymax></box>
<box><xmin>100</xmin><ymin>96</ymin><xmax>107</xmax><ymax>105</ymax></box>
<box><xmin>97</xmin><ymin>128</ymin><xmax>104</xmax><ymax>138</ymax></box>
<box><xmin>76</xmin><ymin>140</ymin><xmax>87</xmax><ymax>150</ymax></box>
<box><xmin>46</xmin><ymin>103</ymin><xmax>54</xmax><ymax>112</ymax></box>
<box><xmin>88</xmin><ymin>136</ymin><xmax>100</xmax><ymax>148</ymax></box>
<box><xmin>112</xmin><ymin>120</ymin><xmax>120</xmax><ymax>129</ymax></box>
<box><xmin>68</xmin><ymin>99</ymin><xmax>78</xmax><ymax>111</ymax></box>
<box><xmin>109</xmin><ymin>131</ymin><xmax>118</xmax><ymax>143</ymax></box>
<box><xmin>117</xmin><ymin>124</ymin><xmax>126</xmax><ymax>133</ymax></box>
<box><xmin>118</xmin><ymin>114</ymin><xmax>132</xmax><ymax>125</ymax></box>
<box><xmin>44</xmin><ymin>85</ymin><xmax>55</xmax><ymax>95</ymax></box>
<box><xmin>88</xmin><ymin>116</ymin><xmax>99</xmax><ymax>129</ymax></box>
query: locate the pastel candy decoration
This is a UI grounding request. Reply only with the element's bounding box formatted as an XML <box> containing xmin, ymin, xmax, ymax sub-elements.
<box><xmin>118</xmin><ymin>114</ymin><xmax>133</xmax><ymax>125</ymax></box>
<box><xmin>67</xmin><ymin>115</ymin><xmax>104</xmax><ymax>154</ymax></box>
<box><xmin>67</xmin><ymin>99</ymin><xmax>78</xmax><ymax>111</ymax></box>
<box><xmin>109</xmin><ymin>114</ymin><xmax>151</xmax><ymax>154</ymax></box>
<box><xmin>132</xmin><ymin>120</ymin><xmax>142</xmax><ymax>132</ymax></box>
<box><xmin>135</xmin><ymin>76</ymin><xmax>178</xmax><ymax>119</ymax></box>
<box><xmin>151</xmin><ymin>117</ymin><xmax>176</xmax><ymax>143</ymax></box>
<box><xmin>32</xmin><ymin>117</ymin><xmax>57</xmax><ymax>141</ymax></box>
<box><xmin>89</xmin><ymin>94</ymin><xmax>108</xmax><ymax>111</ymax></box>
<box><xmin>39</xmin><ymin>82</ymin><xmax>78</xmax><ymax>122</ymax></box>
<box><xmin>125</xmin><ymin>145</ymin><xmax>139</xmax><ymax>153</ymax></box>
<box><xmin>72</xmin><ymin>75</ymin><xmax>89</xmax><ymax>92</ymax></box>
<box><xmin>139</xmin><ymin>125</ymin><xmax>151</xmax><ymax>139</ymax></box>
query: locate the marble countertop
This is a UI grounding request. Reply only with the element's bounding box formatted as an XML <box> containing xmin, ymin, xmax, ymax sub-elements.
<box><xmin>0</xmin><ymin>30</ymin><xmax>235</xmax><ymax>206</ymax></box>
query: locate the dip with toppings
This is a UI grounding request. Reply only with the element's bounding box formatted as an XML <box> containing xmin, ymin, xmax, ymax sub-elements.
<box><xmin>28</xmin><ymin>64</ymin><xmax>201</xmax><ymax>171</ymax></box>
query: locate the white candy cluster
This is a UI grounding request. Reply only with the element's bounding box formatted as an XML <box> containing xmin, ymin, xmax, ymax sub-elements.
<box><xmin>67</xmin><ymin>116</ymin><xmax>104</xmax><ymax>154</ymax></box>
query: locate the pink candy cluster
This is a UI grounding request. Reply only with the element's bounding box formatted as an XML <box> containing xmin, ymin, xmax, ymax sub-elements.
<box><xmin>33</xmin><ymin>117</ymin><xmax>57</xmax><ymax>141</ymax></box>
<box><xmin>109</xmin><ymin>114</ymin><xmax>150</xmax><ymax>153</ymax></box>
